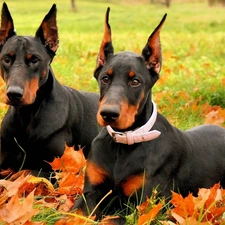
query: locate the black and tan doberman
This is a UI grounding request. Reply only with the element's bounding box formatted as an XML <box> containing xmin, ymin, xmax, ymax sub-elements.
<box><xmin>0</xmin><ymin>3</ymin><xmax>99</xmax><ymax>177</ymax></box>
<box><xmin>75</xmin><ymin>8</ymin><xmax>225</xmax><ymax>224</ymax></box>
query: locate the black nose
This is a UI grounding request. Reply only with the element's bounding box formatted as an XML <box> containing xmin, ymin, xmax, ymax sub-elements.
<box><xmin>7</xmin><ymin>86</ymin><xmax>23</xmax><ymax>102</ymax></box>
<box><xmin>100</xmin><ymin>106</ymin><xmax>120</xmax><ymax>123</ymax></box>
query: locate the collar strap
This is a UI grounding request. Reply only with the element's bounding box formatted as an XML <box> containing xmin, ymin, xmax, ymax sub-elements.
<box><xmin>106</xmin><ymin>101</ymin><xmax>161</xmax><ymax>145</ymax></box>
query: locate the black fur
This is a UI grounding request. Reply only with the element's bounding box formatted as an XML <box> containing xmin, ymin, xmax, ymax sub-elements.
<box><xmin>0</xmin><ymin>3</ymin><xmax>99</xmax><ymax>176</ymax></box>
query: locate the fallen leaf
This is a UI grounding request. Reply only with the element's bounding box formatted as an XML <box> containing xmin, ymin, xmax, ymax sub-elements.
<box><xmin>170</xmin><ymin>192</ymin><xmax>195</xmax><ymax>218</ymax></box>
<box><xmin>49</xmin><ymin>146</ymin><xmax>86</xmax><ymax>173</ymax></box>
<box><xmin>137</xmin><ymin>202</ymin><xmax>162</xmax><ymax>225</ymax></box>
<box><xmin>0</xmin><ymin>172</ymin><xmax>31</xmax><ymax>198</ymax></box>
<box><xmin>0</xmin><ymin>189</ymin><xmax>39</xmax><ymax>224</ymax></box>
<box><xmin>28</xmin><ymin>175</ymin><xmax>54</xmax><ymax>191</ymax></box>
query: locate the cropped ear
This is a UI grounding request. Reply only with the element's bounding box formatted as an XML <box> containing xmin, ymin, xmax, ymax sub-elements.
<box><xmin>142</xmin><ymin>14</ymin><xmax>167</xmax><ymax>80</ymax></box>
<box><xmin>94</xmin><ymin>7</ymin><xmax>114</xmax><ymax>78</ymax></box>
<box><xmin>35</xmin><ymin>4</ymin><xmax>58</xmax><ymax>58</ymax></box>
<box><xmin>0</xmin><ymin>2</ymin><xmax>16</xmax><ymax>49</ymax></box>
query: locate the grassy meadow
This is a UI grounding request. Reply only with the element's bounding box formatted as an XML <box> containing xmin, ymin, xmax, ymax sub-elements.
<box><xmin>0</xmin><ymin>0</ymin><xmax>225</xmax><ymax>223</ymax></box>
<box><xmin>0</xmin><ymin>0</ymin><xmax>225</xmax><ymax>129</ymax></box>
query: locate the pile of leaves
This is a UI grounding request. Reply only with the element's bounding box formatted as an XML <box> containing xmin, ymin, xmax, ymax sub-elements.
<box><xmin>0</xmin><ymin>146</ymin><xmax>224</xmax><ymax>224</ymax></box>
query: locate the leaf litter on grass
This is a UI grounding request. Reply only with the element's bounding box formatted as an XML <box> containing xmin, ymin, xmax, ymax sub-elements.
<box><xmin>0</xmin><ymin>145</ymin><xmax>224</xmax><ymax>224</ymax></box>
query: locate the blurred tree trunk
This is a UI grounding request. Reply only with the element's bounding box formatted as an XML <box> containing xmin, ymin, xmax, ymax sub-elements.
<box><xmin>165</xmin><ymin>0</ymin><xmax>170</xmax><ymax>7</ymax></box>
<box><xmin>71</xmin><ymin>0</ymin><xmax>77</xmax><ymax>11</ymax></box>
<box><xmin>208</xmin><ymin>0</ymin><xmax>225</xmax><ymax>6</ymax></box>
<box><xmin>151</xmin><ymin>0</ymin><xmax>171</xmax><ymax>7</ymax></box>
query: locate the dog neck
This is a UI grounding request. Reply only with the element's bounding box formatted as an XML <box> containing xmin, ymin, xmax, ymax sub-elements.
<box><xmin>106</xmin><ymin>101</ymin><xmax>161</xmax><ymax>145</ymax></box>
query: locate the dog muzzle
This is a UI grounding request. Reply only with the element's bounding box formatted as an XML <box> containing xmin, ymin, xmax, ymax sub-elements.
<box><xmin>106</xmin><ymin>101</ymin><xmax>161</xmax><ymax>145</ymax></box>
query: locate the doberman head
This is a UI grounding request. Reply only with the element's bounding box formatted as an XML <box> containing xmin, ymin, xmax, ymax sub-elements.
<box><xmin>94</xmin><ymin>8</ymin><xmax>166</xmax><ymax>131</ymax></box>
<box><xmin>0</xmin><ymin>2</ymin><xmax>58</xmax><ymax>107</ymax></box>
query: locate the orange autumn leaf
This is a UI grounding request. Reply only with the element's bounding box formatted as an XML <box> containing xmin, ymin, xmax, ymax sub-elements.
<box><xmin>221</xmin><ymin>78</ymin><xmax>225</xmax><ymax>87</ymax></box>
<box><xmin>56</xmin><ymin>172</ymin><xmax>84</xmax><ymax>195</ymax></box>
<box><xmin>179</xmin><ymin>217</ymin><xmax>209</xmax><ymax>225</ymax></box>
<box><xmin>49</xmin><ymin>157</ymin><xmax>62</xmax><ymax>170</ymax></box>
<box><xmin>0</xmin><ymin>189</ymin><xmax>39</xmax><ymax>224</ymax></box>
<box><xmin>201</xmin><ymin>103</ymin><xmax>225</xmax><ymax>126</ymax></box>
<box><xmin>204</xmin><ymin>183</ymin><xmax>221</xmax><ymax>208</ymax></box>
<box><xmin>199</xmin><ymin>184</ymin><xmax>225</xmax><ymax>223</ymax></box>
<box><xmin>49</xmin><ymin>146</ymin><xmax>86</xmax><ymax>173</ymax></box>
<box><xmin>169</xmin><ymin>184</ymin><xmax>225</xmax><ymax>224</ymax></box>
<box><xmin>55</xmin><ymin>213</ymin><xmax>95</xmax><ymax>225</ymax></box>
<box><xmin>48</xmin><ymin>145</ymin><xmax>86</xmax><ymax>196</ymax></box>
<box><xmin>137</xmin><ymin>202</ymin><xmax>162</xmax><ymax>225</ymax></box>
<box><xmin>99</xmin><ymin>216</ymin><xmax>122</xmax><ymax>225</ymax></box>
<box><xmin>170</xmin><ymin>192</ymin><xmax>195</xmax><ymax>218</ymax></box>
<box><xmin>0</xmin><ymin>168</ymin><xmax>13</xmax><ymax>178</ymax></box>
<box><xmin>23</xmin><ymin>221</ymin><xmax>46</xmax><ymax>225</ymax></box>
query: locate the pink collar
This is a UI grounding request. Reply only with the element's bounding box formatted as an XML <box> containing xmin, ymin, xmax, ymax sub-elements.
<box><xmin>106</xmin><ymin>101</ymin><xmax>161</xmax><ymax>145</ymax></box>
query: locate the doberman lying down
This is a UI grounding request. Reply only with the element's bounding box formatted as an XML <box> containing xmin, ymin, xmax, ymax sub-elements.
<box><xmin>0</xmin><ymin>3</ymin><xmax>99</xmax><ymax>176</ymax></box>
<box><xmin>74</xmin><ymin>8</ymin><xmax>225</xmax><ymax>224</ymax></box>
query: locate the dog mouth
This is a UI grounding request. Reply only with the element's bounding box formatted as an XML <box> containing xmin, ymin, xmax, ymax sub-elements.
<box><xmin>5</xmin><ymin>98</ymin><xmax>32</xmax><ymax>107</ymax></box>
<box><xmin>5</xmin><ymin>93</ymin><xmax>36</xmax><ymax>107</ymax></box>
<box><xmin>5</xmin><ymin>83</ymin><xmax>38</xmax><ymax>106</ymax></box>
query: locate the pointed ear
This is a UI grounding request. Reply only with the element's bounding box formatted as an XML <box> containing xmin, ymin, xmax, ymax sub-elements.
<box><xmin>142</xmin><ymin>14</ymin><xmax>167</xmax><ymax>77</ymax></box>
<box><xmin>94</xmin><ymin>7</ymin><xmax>114</xmax><ymax>77</ymax></box>
<box><xmin>0</xmin><ymin>2</ymin><xmax>16</xmax><ymax>49</ymax></box>
<box><xmin>35</xmin><ymin>4</ymin><xmax>58</xmax><ymax>58</ymax></box>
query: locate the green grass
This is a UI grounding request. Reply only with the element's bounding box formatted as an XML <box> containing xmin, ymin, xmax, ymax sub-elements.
<box><xmin>2</xmin><ymin>0</ymin><xmax>225</xmax><ymax>130</ymax></box>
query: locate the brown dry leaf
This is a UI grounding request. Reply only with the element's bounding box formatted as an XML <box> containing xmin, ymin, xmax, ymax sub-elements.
<box><xmin>137</xmin><ymin>197</ymin><xmax>151</xmax><ymax>215</ymax></box>
<box><xmin>57</xmin><ymin>194</ymin><xmax>74</xmax><ymax>212</ymax></box>
<box><xmin>23</xmin><ymin>221</ymin><xmax>46</xmax><ymax>225</ymax></box>
<box><xmin>0</xmin><ymin>172</ymin><xmax>31</xmax><ymax>198</ymax></box>
<box><xmin>0</xmin><ymin>189</ymin><xmax>39</xmax><ymax>224</ymax></box>
<box><xmin>0</xmin><ymin>168</ymin><xmax>14</xmax><ymax>178</ymax></box>
<box><xmin>18</xmin><ymin>182</ymin><xmax>51</xmax><ymax>198</ymax></box>
<box><xmin>0</xmin><ymin>186</ymin><xmax>8</xmax><ymax>206</ymax></box>
<box><xmin>8</xmin><ymin>169</ymin><xmax>31</xmax><ymax>181</ymax></box>
<box><xmin>170</xmin><ymin>211</ymin><xmax>185</xmax><ymax>224</ymax></box>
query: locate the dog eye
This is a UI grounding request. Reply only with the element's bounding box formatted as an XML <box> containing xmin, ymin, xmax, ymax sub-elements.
<box><xmin>2</xmin><ymin>56</ymin><xmax>11</xmax><ymax>65</ymax></box>
<box><xmin>29</xmin><ymin>56</ymin><xmax>39</xmax><ymax>64</ymax></box>
<box><xmin>131</xmin><ymin>78</ymin><xmax>140</xmax><ymax>86</ymax></box>
<box><xmin>101</xmin><ymin>76</ymin><xmax>110</xmax><ymax>84</ymax></box>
